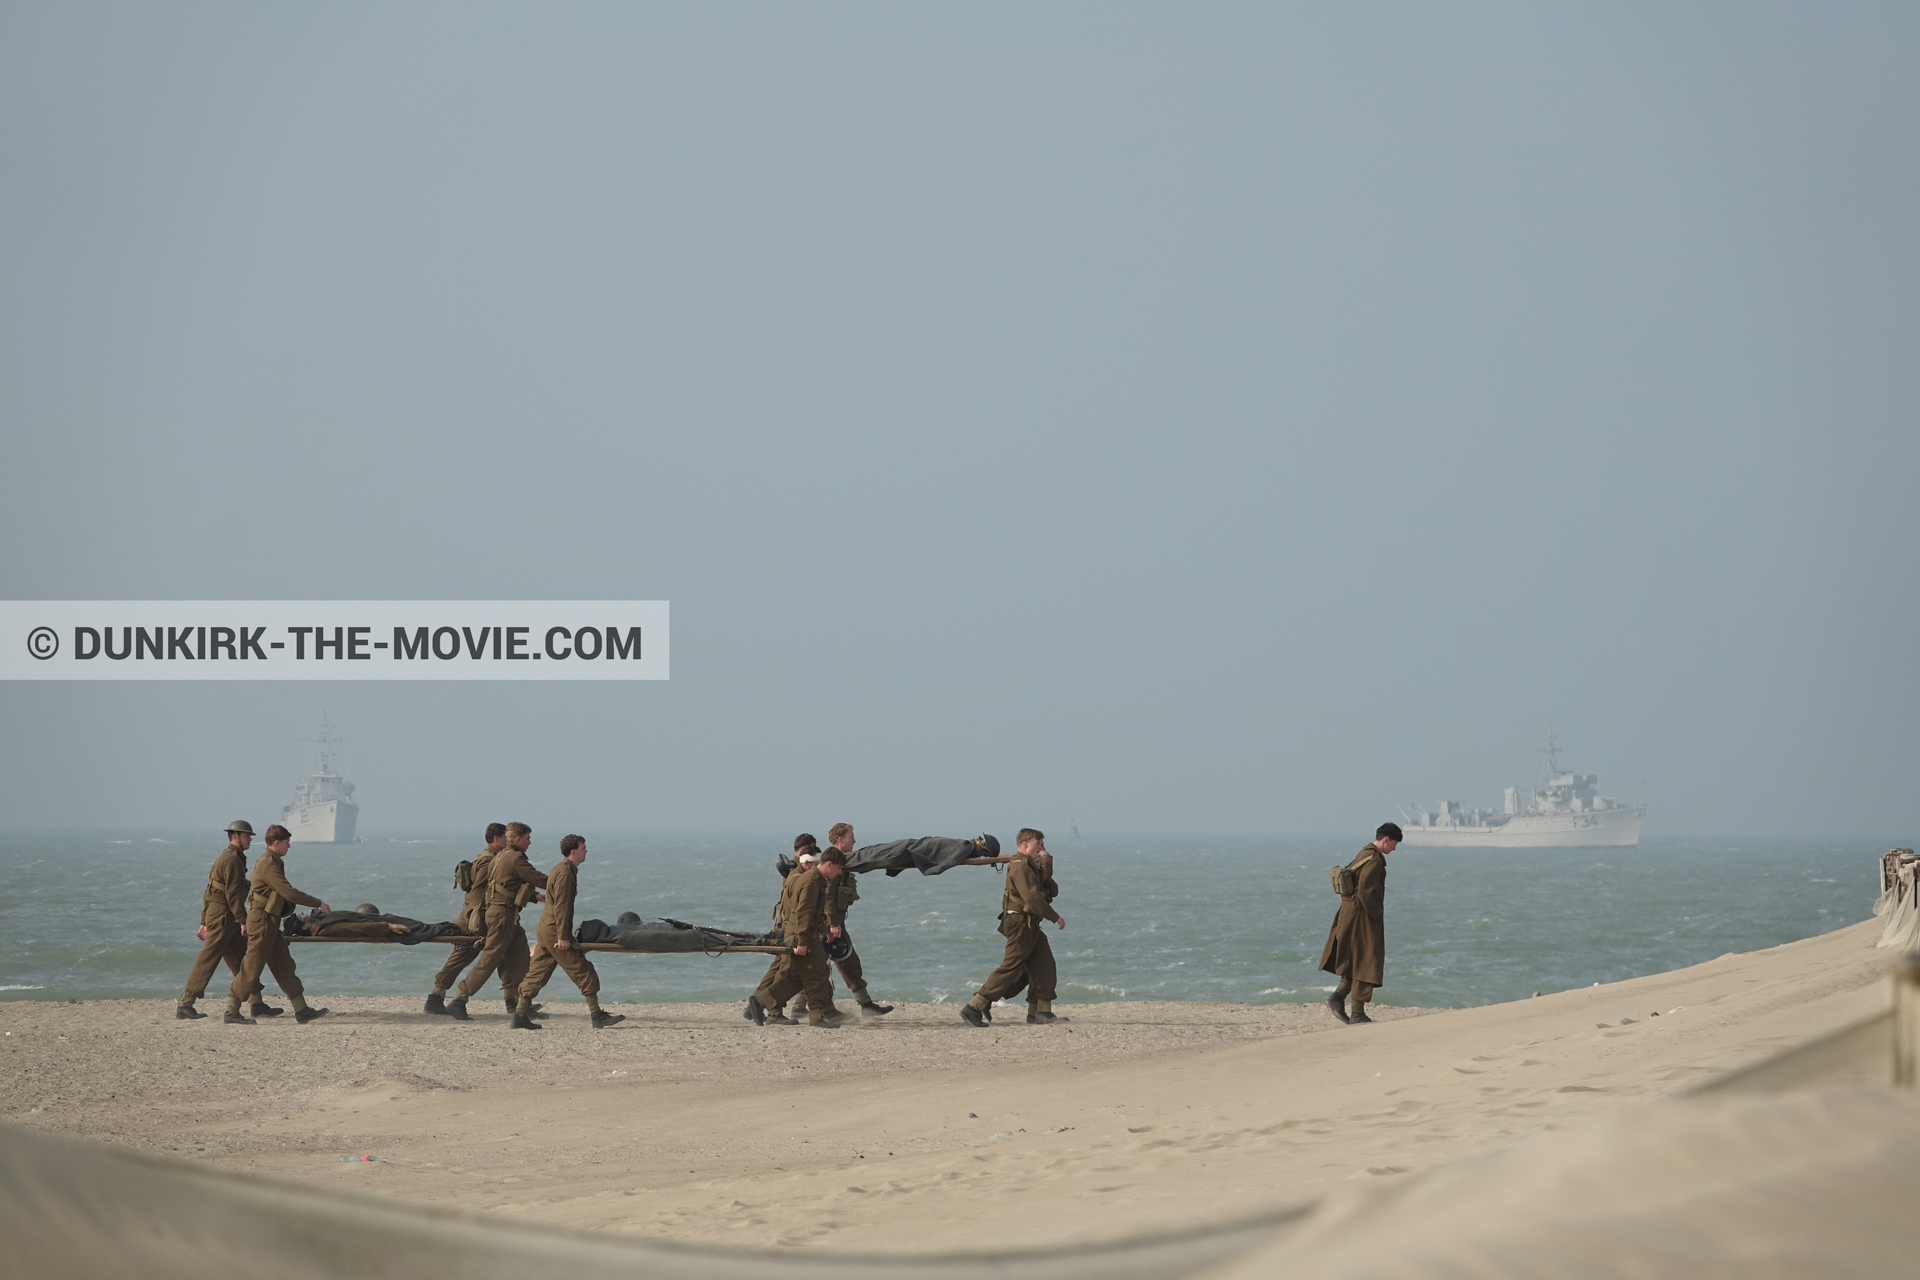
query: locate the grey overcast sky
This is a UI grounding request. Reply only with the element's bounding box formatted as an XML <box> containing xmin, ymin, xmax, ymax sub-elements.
<box><xmin>2</xmin><ymin>4</ymin><xmax>1915</xmax><ymax>838</ymax></box>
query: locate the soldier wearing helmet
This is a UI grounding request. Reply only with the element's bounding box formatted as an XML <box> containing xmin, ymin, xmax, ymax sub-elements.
<box><xmin>173</xmin><ymin>821</ymin><xmax>271</xmax><ymax>1020</ymax></box>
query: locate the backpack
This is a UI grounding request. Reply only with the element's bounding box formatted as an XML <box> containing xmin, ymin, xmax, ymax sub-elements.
<box><xmin>454</xmin><ymin>860</ymin><xmax>474</xmax><ymax>892</ymax></box>
<box><xmin>1329</xmin><ymin>863</ymin><xmax>1358</xmax><ymax>897</ymax></box>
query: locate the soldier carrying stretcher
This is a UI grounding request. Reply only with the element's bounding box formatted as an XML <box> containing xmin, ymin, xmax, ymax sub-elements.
<box><xmin>225</xmin><ymin>824</ymin><xmax>332</xmax><ymax>1025</ymax></box>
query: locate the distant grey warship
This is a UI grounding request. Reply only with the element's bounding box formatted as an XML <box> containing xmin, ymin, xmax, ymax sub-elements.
<box><xmin>282</xmin><ymin>713</ymin><xmax>359</xmax><ymax>844</ymax></box>
<box><xmin>1399</xmin><ymin>730</ymin><xmax>1643</xmax><ymax>848</ymax></box>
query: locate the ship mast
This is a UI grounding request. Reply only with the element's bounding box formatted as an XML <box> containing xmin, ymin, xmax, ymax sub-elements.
<box><xmin>310</xmin><ymin>712</ymin><xmax>341</xmax><ymax>775</ymax></box>
<box><xmin>1541</xmin><ymin>724</ymin><xmax>1562</xmax><ymax>780</ymax></box>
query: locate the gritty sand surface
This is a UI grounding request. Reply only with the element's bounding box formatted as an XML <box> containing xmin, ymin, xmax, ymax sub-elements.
<box><xmin>0</xmin><ymin>920</ymin><xmax>1895</xmax><ymax>1255</ymax></box>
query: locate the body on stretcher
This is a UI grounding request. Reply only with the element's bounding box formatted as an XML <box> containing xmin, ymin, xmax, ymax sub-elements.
<box><xmin>283</xmin><ymin>907</ymin><xmax>787</xmax><ymax>954</ymax></box>
<box><xmin>287</xmin><ymin>935</ymin><xmax>791</xmax><ymax>954</ymax></box>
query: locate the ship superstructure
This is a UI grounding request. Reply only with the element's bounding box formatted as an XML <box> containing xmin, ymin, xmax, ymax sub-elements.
<box><xmin>282</xmin><ymin>713</ymin><xmax>359</xmax><ymax>844</ymax></box>
<box><xmin>1399</xmin><ymin>729</ymin><xmax>1643</xmax><ymax>848</ymax></box>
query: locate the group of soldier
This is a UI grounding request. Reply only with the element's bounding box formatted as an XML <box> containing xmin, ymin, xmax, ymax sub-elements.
<box><xmin>174</xmin><ymin>819</ymin><xmax>330</xmax><ymax>1023</ymax></box>
<box><xmin>738</xmin><ymin>823</ymin><xmax>1066</xmax><ymax>1029</ymax></box>
<box><xmin>174</xmin><ymin>817</ymin><xmax>1075</xmax><ymax>1030</ymax></box>
<box><xmin>175</xmin><ymin>818</ymin><xmax>619</xmax><ymax>1029</ymax></box>
<box><xmin>172</xmin><ymin>810</ymin><xmax>1399</xmax><ymax>1028</ymax></box>
<box><xmin>423</xmin><ymin>820</ymin><xmax>622</xmax><ymax>1030</ymax></box>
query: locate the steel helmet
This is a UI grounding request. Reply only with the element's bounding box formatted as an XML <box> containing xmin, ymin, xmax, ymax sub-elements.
<box><xmin>975</xmin><ymin>833</ymin><xmax>1001</xmax><ymax>858</ymax></box>
<box><xmin>225</xmin><ymin>819</ymin><xmax>256</xmax><ymax>835</ymax></box>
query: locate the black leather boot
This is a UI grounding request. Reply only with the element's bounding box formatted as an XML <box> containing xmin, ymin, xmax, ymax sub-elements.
<box><xmin>424</xmin><ymin>993</ymin><xmax>448</xmax><ymax>1015</ymax></box>
<box><xmin>1327</xmin><ymin>991</ymin><xmax>1350</xmax><ymax>1023</ymax></box>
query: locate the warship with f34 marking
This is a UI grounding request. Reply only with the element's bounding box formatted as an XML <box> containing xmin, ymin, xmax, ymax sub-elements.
<box><xmin>282</xmin><ymin>713</ymin><xmax>359</xmax><ymax>844</ymax></box>
<box><xmin>1399</xmin><ymin>728</ymin><xmax>1643</xmax><ymax>848</ymax></box>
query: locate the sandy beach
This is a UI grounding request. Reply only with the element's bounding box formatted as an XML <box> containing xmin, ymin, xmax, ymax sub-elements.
<box><xmin>0</xmin><ymin>918</ymin><xmax>1900</xmax><ymax>1256</ymax></box>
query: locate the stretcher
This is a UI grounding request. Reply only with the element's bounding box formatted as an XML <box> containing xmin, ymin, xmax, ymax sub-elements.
<box><xmin>286</xmin><ymin>934</ymin><xmax>790</xmax><ymax>955</ymax></box>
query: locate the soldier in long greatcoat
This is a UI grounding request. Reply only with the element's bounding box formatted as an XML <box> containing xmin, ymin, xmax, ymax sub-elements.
<box><xmin>1320</xmin><ymin>823</ymin><xmax>1402</xmax><ymax>1024</ymax></box>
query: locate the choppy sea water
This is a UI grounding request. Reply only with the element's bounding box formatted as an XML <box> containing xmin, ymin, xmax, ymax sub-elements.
<box><xmin>0</xmin><ymin>831</ymin><xmax>1885</xmax><ymax>1008</ymax></box>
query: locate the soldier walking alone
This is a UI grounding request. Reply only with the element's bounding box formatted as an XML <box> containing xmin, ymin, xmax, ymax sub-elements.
<box><xmin>426</xmin><ymin>822</ymin><xmax>507</xmax><ymax>1015</ymax></box>
<box><xmin>225</xmin><ymin>825</ymin><xmax>331</xmax><ymax>1025</ymax></box>
<box><xmin>513</xmin><ymin>834</ymin><xmax>625</xmax><ymax>1030</ymax></box>
<box><xmin>175</xmin><ymin>820</ymin><xmax>267</xmax><ymax>1020</ymax></box>
<box><xmin>961</xmin><ymin>828</ymin><xmax>1066</xmax><ymax>1027</ymax></box>
<box><xmin>1320</xmin><ymin>823</ymin><xmax>1402</xmax><ymax>1025</ymax></box>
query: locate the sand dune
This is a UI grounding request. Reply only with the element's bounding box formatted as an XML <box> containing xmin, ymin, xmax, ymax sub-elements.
<box><xmin>0</xmin><ymin>917</ymin><xmax>1907</xmax><ymax>1267</ymax></box>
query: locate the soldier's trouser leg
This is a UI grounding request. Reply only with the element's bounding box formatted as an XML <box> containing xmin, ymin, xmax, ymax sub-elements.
<box><xmin>229</xmin><ymin>914</ymin><xmax>307</xmax><ymax>1011</ymax></box>
<box><xmin>761</xmin><ymin>948</ymin><xmax>832</xmax><ymax>1018</ymax></box>
<box><xmin>522</xmin><ymin>941</ymin><xmax>557</xmax><ymax>1006</ymax></box>
<box><xmin>261</xmin><ymin>931</ymin><xmax>305</xmax><ymax>1002</ymax></box>
<box><xmin>519</xmin><ymin>929</ymin><xmax>602</xmax><ymax>1013</ymax></box>
<box><xmin>432</xmin><ymin>938</ymin><xmax>483</xmax><ymax>995</ymax></box>
<box><xmin>756</xmin><ymin>955</ymin><xmax>788</xmax><ymax>1011</ymax></box>
<box><xmin>759</xmin><ymin>953</ymin><xmax>802</xmax><ymax>1009</ymax></box>
<box><xmin>832</xmin><ymin>936</ymin><xmax>869</xmax><ymax>1000</ymax></box>
<box><xmin>971</xmin><ymin>915</ymin><xmax>1040</xmax><ymax>1010</ymax></box>
<box><xmin>799</xmin><ymin>950</ymin><xmax>834</xmax><ymax>1020</ymax></box>
<box><xmin>1333</xmin><ymin>977</ymin><xmax>1375</xmax><ymax>1005</ymax></box>
<box><xmin>181</xmin><ymin>918</ymin><xmax>259</xmax><ymax>1004</ymax></box>
<box><xmin>1024</xmin><ymin>931</ymin><xmax>1057</xmax><ymax>1007</ymax></box>
<box><xmin>457</xmin><ymin>907</ymin><xmax>524</xmax><ymax>1000</ymax></box>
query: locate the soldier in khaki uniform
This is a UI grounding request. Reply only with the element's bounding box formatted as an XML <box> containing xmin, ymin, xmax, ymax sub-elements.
<box><xmin>225</xmin><ymin>825</ymin><xmax>332</xmax><ymax>1025</ymax></box>
<box><xmin>447</xmin><ymin>821</ymin><xmax>545</xmax><ymax>1021</ymax></box>
<box><xmin>758</xmin><ymin>835</ymin><xmax>819</xmax><ymax>1024</ymax></box>
<box><xmin>962</xmin><ymin>828</ymin><xmax>1067</xmax><ymax>1026</ymax></box>
<box><xmin>1320</xmin><ymin>823</ymin><xmax>1400</xmax><ymax>1025</ymax></box>
<box><xmin>811</xmin><ymin>823</ymin><xmax>892</xmax><ymax>1017</ymax></box>
<box><xmin>512</xmin><ymin>834</ymin><xmax>625</xmax><ymax>1030</ymax></box>
<box><xmin>745</xmin><ymin>846</ymin><xmax>845</xmax><ymax>1028</ymax></box>
<box><xmin>426</xmin><ymin>822</ymin><xmax>507</xmax><ymax>1015</ymax></box>
<box><xmin>175</xmin><ymin>820</ymin><xmax>269</xmax><ymax>1020</ymax></box>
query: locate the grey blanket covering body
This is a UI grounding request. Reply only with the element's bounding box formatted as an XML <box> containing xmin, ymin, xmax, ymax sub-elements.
<box><xmin>287</xmin><ymin>910</ymin><xmax>472</xmax><ymax>943</ymax></box>
<box><xmin>843</xmin><ymin>836</ymin><xmax>988</xmax><ymax>877</ymax></box>
<box><xmin>575</xmin><ymin>917</ymin><xmax>778</xmax><ymax>951</ymax></box>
